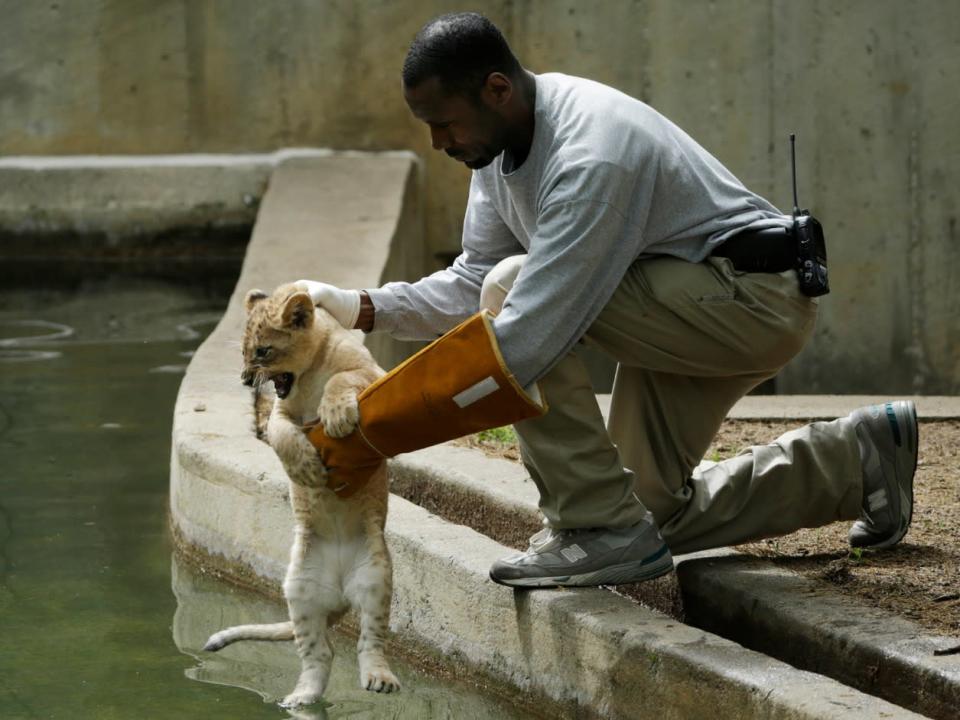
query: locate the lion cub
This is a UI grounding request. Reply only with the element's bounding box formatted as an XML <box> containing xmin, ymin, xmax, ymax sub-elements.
<box><xmin>203</xmin><ymin>283</ymin><xmax>399</xmax><ymax>707</ymax></box>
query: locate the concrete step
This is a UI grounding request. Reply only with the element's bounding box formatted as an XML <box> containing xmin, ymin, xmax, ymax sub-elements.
<box><xmin>386</xmin><ymin>493</ymin><xmax>926</xmax><ymax>719</ymax></box>
<box><xmin>390</xmin><ymin>443</ymin><xmax>960</xmax><ymax>719</ymax></box>
<box><xmin>678</xmin><ymin>548</ymin><xmax>960</xmax><ymax>720</ymax></box>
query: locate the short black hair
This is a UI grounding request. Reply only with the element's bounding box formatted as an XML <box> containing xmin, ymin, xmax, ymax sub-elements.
<box><xmin>402</xmin><ymin>12</ymin><xmax>522</xmax><ymax>97</ymax></box>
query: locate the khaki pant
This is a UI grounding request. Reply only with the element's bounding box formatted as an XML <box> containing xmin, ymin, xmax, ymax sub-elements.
<box><xmin>503</xmin><ymin>256</ymin><xmax>863</xmax><ymax>555</ymax></box>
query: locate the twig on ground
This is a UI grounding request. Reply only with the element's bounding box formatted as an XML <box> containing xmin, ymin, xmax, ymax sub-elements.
<box><xmin>933</xmin><ymin>644</ymin><xmax>960</xmax><ymax>657</ymax></box>
<box><xmin>932</xmin><ymin>592</ymin><xmax>959</xmax><ymax>603</ymax></box>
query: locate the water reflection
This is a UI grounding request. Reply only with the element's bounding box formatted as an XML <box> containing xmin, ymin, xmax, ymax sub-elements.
<box><xmin>171</xmin><ymin>555</ymin><xmax>539</xmax><ymax>719</ymax></box>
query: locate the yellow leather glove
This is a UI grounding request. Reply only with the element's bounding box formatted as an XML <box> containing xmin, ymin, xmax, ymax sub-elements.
<box><xmin>304</xmin><ymin>310</ymin><xmax>546</xmax><ymax>497</ymax></box>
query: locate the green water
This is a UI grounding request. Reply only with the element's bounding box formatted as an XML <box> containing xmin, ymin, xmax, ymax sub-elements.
<box><xmin>0</xmin><ymin>269</ymin><xmax>539</xmax><ymax>720</ymax></box>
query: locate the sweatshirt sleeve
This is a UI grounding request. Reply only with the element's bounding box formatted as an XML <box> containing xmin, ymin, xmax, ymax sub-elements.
<box><xmin>365</xmin><ymin>173</ymin><xmax>524</xmax><ymax>340</ymax></box>
<box><xmin>493</xmin><ymin>162</ymin><xmax>653</xmax><ymax>387</ymax></box>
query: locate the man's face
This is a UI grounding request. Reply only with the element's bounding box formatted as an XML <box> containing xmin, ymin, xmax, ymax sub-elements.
<box><xmin>403</xmin><ymin>76</ymin><xmax>509</xmax><ymax>170</ymax></box>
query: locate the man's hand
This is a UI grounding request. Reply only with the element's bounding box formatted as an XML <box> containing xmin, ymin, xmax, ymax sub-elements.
<box><xmin>295</xmin><ymin>280</ymin><xmax>361</xmax><ymax>329</ymax></box>
<box><xmin>480</xmin><ymin>254</ymin><xmax>526</xmax><ymax>314</ymax></box>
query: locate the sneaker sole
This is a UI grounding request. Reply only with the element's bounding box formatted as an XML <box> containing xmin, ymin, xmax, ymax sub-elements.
<box><xmin>854</xmin><ymin>401</ymin><xmax>918</xmax><ymax>550</ymax></box>
<box><xmin>489</xmin><ymin>547</ymin><xmax>675</xmax><ymax>589</ymax></box>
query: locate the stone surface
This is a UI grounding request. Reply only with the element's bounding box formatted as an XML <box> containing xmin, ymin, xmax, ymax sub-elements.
<box><xmin>677</xmin><ymin>549</ymin><xmax>960</xmax><ymax>720</ymax></box>
<box><xmin>0</xmin><ymin>151</ymin><xmax>288</xmax><ymax>243</ymax></box>
<box><xmin>0</xmin><ymin>150</ymin><xmax>422</xmax><ymax>265</ymax></box>
<box><xmin>385</xmin><ymin>494</ymin><xmax>925</xmax><ymax>720</ymax></box>
<box><xmin>392</xmin><ymin>441</ymin><xmax>960</xmax><ymax>719</ymax></box>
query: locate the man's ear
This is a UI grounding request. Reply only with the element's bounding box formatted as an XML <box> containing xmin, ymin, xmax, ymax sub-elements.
<box><xmin>482</xmin><ymin>72</ymin><xmax>513</xmax><ymax>108</ymax></box>
<box><xmin>245</xmin><ymin>289</ymin><xmax>268</xmax><ymax>313</ymax></box>
<box><xmin>281</xmin><ymin>291</ymin><xmax>314</xmax><ymax>329</ymax></box>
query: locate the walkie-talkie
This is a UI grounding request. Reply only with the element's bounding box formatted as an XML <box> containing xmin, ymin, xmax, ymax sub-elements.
<box><xmin>790</xmin><ymin>133</ymin><xmax>830</xmax><ymax>297</ymax></box>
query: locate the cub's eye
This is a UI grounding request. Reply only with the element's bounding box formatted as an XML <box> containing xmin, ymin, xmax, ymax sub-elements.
<box><xmin>254</xmin><ymin>346</ymin><xmax>272</xmax><ymax>360</ymax></box>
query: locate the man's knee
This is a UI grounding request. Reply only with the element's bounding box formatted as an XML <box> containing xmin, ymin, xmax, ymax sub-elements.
<box><xmin>480</xmin><ymin>254</ymin><xmax>526</xmax><ymax>314</ymax></box>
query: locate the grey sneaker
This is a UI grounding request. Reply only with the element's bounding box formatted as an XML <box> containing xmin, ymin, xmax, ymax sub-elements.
<box><xmin>848</xmin><ymin>401</ymin><xmax>918</xmax><ymax>550</ymax></box>
<box><xmin>489</xmin><ymin>513</ymin><xmax>674</xmax><ymax>588</ymax></box>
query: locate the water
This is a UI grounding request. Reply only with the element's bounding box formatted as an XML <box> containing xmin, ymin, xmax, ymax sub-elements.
<box><xmin>0</xmin><ymin>267</ymin><xmax>540</xmax><ymax>720</ymax></box>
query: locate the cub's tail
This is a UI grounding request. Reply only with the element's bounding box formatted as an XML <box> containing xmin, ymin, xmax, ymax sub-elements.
<box><xmin>203</xmin><ymin>621</ymin><xmax>295</xmax><ymax>652</ymax></box>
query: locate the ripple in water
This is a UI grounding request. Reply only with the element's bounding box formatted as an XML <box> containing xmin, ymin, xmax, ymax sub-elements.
<box><xmin>0</xmin><ymin>319</ymin><xmax>74</xmax><ymax>363</ymax></box>
<box><xmin>176</xmin><ymin>315</ymin><xmax>221</xmax><ymax>341</ymax></box>
<box><xmin>149</xmin><ymin>364</ymin><xmax>188</xmax><ymax>374</ymax></box>
<box><xmin>0</xmin><ymin>349</ymin><xmax>62</xmax><ymax>362</ymax></box>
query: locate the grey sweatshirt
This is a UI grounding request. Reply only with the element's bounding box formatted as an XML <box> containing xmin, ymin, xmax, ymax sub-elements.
<box><xmin>366</xmin><ymin>73</ymin><xmax>790</xmax><ymax>387</ymax></box>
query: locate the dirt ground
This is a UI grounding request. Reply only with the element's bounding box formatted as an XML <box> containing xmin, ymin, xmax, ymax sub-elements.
<box><xmin>456</xmin><ymin>420</ymin><xmax>960</xmax><ymax>638</ymax></box>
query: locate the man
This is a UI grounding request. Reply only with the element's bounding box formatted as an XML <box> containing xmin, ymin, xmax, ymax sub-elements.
<box><xmin>297</xmin><ymin>12</ymin><xmax>917</xmax><ymax>588</ymax></box>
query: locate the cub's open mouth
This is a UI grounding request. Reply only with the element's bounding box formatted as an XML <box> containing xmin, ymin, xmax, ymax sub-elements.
<box><xmin>271</xmin><ymin>372</ymin><xmax>295</xmax><ymax>399</ymax></box>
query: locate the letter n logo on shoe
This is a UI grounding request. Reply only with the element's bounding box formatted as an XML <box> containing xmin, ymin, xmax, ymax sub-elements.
<box><xmin>560</xmin><ymin>544</ymin><xmax>588</xmax><ymax>563</ymax></box>
<box><xmin>868</xmin><ymin>488</ymin><xmax>888</xmax><ymax>512</ymax></box>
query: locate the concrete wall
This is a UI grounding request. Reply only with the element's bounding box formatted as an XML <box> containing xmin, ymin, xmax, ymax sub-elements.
<box><xmin>2</xmin><ymin>0</ymin><xmax>958</xmax><ymax>393</ymax></box>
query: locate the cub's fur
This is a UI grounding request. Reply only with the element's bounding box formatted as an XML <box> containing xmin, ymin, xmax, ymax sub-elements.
<box><xmin>203</xmin><ymin>283</ymin><xmax>398</xmax><ymax>707</ymax></box>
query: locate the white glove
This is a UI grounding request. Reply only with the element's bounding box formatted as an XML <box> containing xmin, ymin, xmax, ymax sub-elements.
<box><xmin>294</xmin><ymin>280</ymin><xmax>361</xmax><ymax>329</ymax></box>
<box><xmin>480</xmin><ymin>254</ymin><xmax>526</xmax><ymax>314</ymax></box>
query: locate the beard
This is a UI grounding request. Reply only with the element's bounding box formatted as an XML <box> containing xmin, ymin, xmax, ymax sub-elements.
<box><xmin>450</xmin><ymin>109</ymin><xmax>509</xmax><ymax>170</ymax></box>
<box><xmin>464</xmin><ymin>155</ymin><xmax>496</xmax><ymax>170</ymax></box>
<box><xmin>446</xmin><ymin>146</ymin><xmax>498</xmax><ymax>170</ymax></box>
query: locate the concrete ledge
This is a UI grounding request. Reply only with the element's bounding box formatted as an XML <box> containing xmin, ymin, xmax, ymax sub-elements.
<box><xmin>678</xmin><ymin>550</ymin><xmax>960</xmax><ymax>720</ymax></box>
<box><xmin>171</xmin><ymin>150</ymin><xmax>423</xmax><ymax>590</ymax></box>
<box><xmin>0</xmin><ymin>150</ymin><xmax>418</xmax><ymax>264</ymax></box>
<box><xmin>0</xmin><ymin>151</ymin><xmax>277</xmax><ymax>242</ymax></box>
<box><xmin>176</xmin><ymin>439</ymin><xmax>925</xmax><ymax>718</ymax></box>
<box><xmin>391</xmin><ymin>443</ymin><xmax>960</xmax><ymax>719</ymax></box>
<box><xmin>174</xmin><ymin>447</ymin><xmax>926</xmax><ymax>718</ymax></box>
<box><xmin>385</xmin><ymin>494</ymin><xmax>926</xmax><ymax>719</ymax></box>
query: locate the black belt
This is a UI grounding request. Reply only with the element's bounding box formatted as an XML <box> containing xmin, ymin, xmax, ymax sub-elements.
<box><xmin>711</xmin><ymin>227</ymin><xmax>795</xmax><ymax>273</ymax></box>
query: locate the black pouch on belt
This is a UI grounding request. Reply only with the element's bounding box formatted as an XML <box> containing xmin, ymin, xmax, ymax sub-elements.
<box><xmin>711</xmin><ymin>227</ymin><xmax>795</xmax><ymax>273</ymax></box>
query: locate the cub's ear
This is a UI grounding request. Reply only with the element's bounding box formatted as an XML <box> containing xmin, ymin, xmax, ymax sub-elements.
<box><xmin>281</xmin><ymin>291</ymin><xmax>314</xmax><ymax>329</ymax></box>
<box><xmin>245</xmin><ymin>289</ymin><xmax>268</xmax><ymax>313</ymax></box>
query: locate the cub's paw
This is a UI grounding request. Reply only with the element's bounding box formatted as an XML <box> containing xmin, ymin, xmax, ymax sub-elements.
<box><xmin>268</xmin><ymin>423</ymin><xmax>315</xmax><ymax>467</ymax></box>
<box><xmin>361</xmin><ymin>666</ymin><xmax>401</xmax><ymax>693</ymax></box>
<box><xmin>319</xmin><ymin>395</ymin><xmax>359</xmax><ymax>438</ymax></box>
<box><xmin>280</xmin><ymin>689</ymin><xmax>323</xmax><ymax>708</ymax></box>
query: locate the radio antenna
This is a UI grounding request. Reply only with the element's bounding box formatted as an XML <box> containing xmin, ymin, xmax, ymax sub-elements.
<box><xmin>790</xmin><ymin>133</ymin><xmax>800</xmax><ymax>217</ymax></box>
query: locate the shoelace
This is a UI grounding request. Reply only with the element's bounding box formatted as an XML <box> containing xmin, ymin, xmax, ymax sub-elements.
<box><xmin>528</xmin><ymin>527</ymin><xmax>606</xmax><ymax>553</ymax></box>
